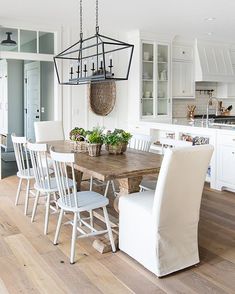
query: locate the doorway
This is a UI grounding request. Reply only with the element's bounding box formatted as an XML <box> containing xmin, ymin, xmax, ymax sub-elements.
<box><xmin>24</xmin><ymin>61</ymin><xmax>40</xmax><ymax>142</ymax></box>
<box><xmin>0</xmin><ymin>59</ymin><xmax>54</xmax><ymax>179</ymax></box>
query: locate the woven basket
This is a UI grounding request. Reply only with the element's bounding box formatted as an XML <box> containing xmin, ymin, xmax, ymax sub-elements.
<box><xmin>88</xmin><ymin>81</ymin><xmax>116</xmax><ymax>116</ymax></box>
<box><xmin>72</xmin><ymin>141</ymin><xmax>88</xmax><ymax>153</ymax></box>
<box><xmin>107</xmin><ymin>143</ymin><xmax>123</xmax><ymax>155</ymax></box>
<box><xmin>87</xmin><ymin>143</ymin><xmax>102</xmax><ymax>157</ymax></box>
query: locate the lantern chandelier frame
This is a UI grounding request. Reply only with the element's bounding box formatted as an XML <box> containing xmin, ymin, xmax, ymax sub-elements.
<box><xmin>54</xmin><ymin>0</ymin><xmax>134</xmax><ymax>85</ymax></box>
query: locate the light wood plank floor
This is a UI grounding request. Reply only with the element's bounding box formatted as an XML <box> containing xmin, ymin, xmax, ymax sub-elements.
<box><xmin>0</xmin><ymin>175</ymin><xmax>234</xmax><ymax>294</ymax></box>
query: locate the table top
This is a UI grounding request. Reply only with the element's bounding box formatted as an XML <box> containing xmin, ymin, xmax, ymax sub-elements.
<box><xmin>48</xmin><ymin>140</ymin><xmax>162</xmax><ymax>181</ymax></box>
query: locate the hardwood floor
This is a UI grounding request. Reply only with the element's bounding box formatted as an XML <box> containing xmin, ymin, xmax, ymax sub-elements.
<box><xmin>0</xmin><ymin>176</ymin><xmax>234</xmax><ymax>294</ymax></box>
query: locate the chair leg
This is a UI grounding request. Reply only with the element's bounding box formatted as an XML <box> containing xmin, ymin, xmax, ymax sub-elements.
<box><xmin>70</xmin><ymin>212</ymin><xmax>78</xmax><ymax>264</ymax></box>
<box><xmin>104</xmin><ymin>181</ymin><xmax>110</xmax><ymax>198</ymax></box>
<box><xmin>89</xmin><ymin>210</ymin><xmax>94</xmax><ymax>227</ymax></box>
<box><xmin>24</xmin><ymin>179</ymin><xmax>30</xmax><ymax>215</ymax></box>
<box><xmin>31</xmin><ymin>190</ymin><xmax>40</xmax><ymax>223</ymax></box>
<box><xmin>15</xmin><ymin>178</ymin><xmax>23</xmax><ymax>206</ymax></box>
<box><xmin>44</xmin><ymin>193</ymin><xmax>51</xmax><ymax>235</ymax></box>
<box><xmin>103</xmin><ymin>207</ymin><xmax>116</xmax><ymax>252</ymax></box>
<box><xmin>111</xmin><ymin>180</ymin><xmax>116</xmax><ymax>197</ymax></box>
<box><xmin>54</xmin><ymin>209</ymin><xmax>64</xmax><ymax>245</ymax></box>
<box><xmin>89</xmin><ymin>176</ymin><xmax>93</xmax><ymax>191</ymax></box>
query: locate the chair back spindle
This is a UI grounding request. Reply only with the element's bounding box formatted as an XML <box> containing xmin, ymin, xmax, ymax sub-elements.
<box><xmin>50</xmin><ymin>148</ymin><xmax>78</xmax><ymax>209</ymax></box>
<box><xmin>11</xmin><ymin>134</ymin><xmax>31</xmax><ymax>177</ymax></box>
<box><xmin>27</xmin><ymin>142</ymin><xmax>51</xmax><ymax>190</ymax></box>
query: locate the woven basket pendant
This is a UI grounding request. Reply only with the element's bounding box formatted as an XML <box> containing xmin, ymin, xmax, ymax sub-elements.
<box><xmin>88</xmin><ymin>81</ymin><xmax>116</xmax><ymax>116</ymax></box>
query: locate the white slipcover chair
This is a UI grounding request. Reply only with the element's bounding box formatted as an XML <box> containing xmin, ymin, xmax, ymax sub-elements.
<box><xmin>119</xmin><ymin>145</ymin><xmax>213</xmax><ymax>277</ymax></box>
<box><xmin>34</xmin><ymin>121</ymin><xmax>65</xmax><ymax>142</ymax></box>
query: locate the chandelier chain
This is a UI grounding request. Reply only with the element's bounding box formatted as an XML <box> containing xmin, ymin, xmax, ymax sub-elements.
<box><xmin>80</xmin><ymin>0</ymin><xmax>83</xmax><ymax>35</ymax></box>
<box><xmin>96</xmin><ymin>0</ymin><xmax>99</xmax><ymax>29</ymax></box>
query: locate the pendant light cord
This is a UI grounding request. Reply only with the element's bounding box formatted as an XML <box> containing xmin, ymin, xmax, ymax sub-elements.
<box><xmin>80</xmin><ymin>0</ymin><xmax>83</xmax><ymax>38</ymax></box>
<box><xmin>96</xmin><ymin>0</ymin><xmax>99</xmax><ymax>33</ymax></box>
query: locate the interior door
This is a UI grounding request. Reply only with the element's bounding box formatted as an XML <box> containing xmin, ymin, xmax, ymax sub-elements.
<box><xmin>24</xmin><ymin>62</ymin><xmax>40</xmax><ymax>141</ymax></box>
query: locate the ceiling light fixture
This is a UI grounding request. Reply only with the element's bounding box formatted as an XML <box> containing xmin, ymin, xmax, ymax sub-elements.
<box><xmin>54</xmin><ymin>0</ymin><xmax>134</xmax><ymax>85</ymax></box>
<box><xmin>207</xmin><ymin>32</ymin><xmax>213</xmax><ymax>36</ymax></box>
<box><xmin>1</xmin><ymin>32</ymin><xmax>17</xmax><ymax>46</ymax></box>
<box><xmin>205</xmin><ymin>17</ymin><xmax>216</xmax><ymax>21</ymax></box>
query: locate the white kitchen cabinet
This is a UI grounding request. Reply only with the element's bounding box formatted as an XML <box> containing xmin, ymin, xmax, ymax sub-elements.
<box><xmin>172</xmin><ymin>61</ymin><xmax>194</xmax><ymax>98</ymax></box>
<box><xmin>217</xmin><ymin>133</ymin><xmax>235</xmax><ymax>190</ymax></box>
<box><xmin>141</xmin><ymin>41</ymin><xmax>171</xmax><ymax>119</ymax></box>
<box><xmin>0</xmin><ymin>59</ymin><xmax>24</xmax><ymax>151</ymax></box>
<box><xmin>217</xmin><ymin>82</ymin><xmax>235</xmax><ymax>99</ymax></box>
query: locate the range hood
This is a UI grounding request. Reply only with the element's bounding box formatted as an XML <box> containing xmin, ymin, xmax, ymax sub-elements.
<box><xmin>195</xmin><ymin>39</ymin><xmax>235</xmax><ymax>83</ymax></box>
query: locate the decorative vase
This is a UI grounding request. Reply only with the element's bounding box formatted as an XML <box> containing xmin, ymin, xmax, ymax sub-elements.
<box><xmin>87</xmin><ymin>143</ymin><xmax>102</xmax><ymax>157</ymax></box>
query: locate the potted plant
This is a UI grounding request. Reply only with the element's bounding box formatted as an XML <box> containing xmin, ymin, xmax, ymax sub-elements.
<box><xmin>86</xmin><ymin>127</ymin><xmax>104</xmax><ymax>157</ymax></box>
<box><xmin>104</xmin><ymin>129</ymin><xmax>132</xmax><ymax>154</ymax></box>
<box><xmin>69</xmin><ymin>127</ymin><xmax>87</xmax><ymax>152</ymax></box>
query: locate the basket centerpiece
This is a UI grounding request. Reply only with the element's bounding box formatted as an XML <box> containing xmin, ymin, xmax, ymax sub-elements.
<box><xmin>104</xmin><ymin>129</ymin><xmax>132</xmax><ymax>155</ymax></box>
<box><xmin>86</xmin><ymin>127</ymin><xmax>104</xmax><ymax>157</ymax></box>
<box><xmin>69</xmin><ymin>127</ymin><xmax>87</xmax><ymax>152</ymax></box>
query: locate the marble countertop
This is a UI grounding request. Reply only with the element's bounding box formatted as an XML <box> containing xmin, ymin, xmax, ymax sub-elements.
<box><xmin>169</xmin><ymin>118</ymin><xmax>235</xmax><ymax>130</ymax></box>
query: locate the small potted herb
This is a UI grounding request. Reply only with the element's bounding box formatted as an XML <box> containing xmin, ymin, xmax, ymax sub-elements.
<box><xmin>69</xmin><ymin>127</ymin><xmax>87</xmax><ymax>152</ymax></box>
<box><xmin>86</xmin><ymin>127</ymin><xmax>104</xmax><ymax>157</ymax></box>
<box><xmin>104</xmin><ymin>129</ymin><xmax>132</xmax><ymax>154</ymax></box>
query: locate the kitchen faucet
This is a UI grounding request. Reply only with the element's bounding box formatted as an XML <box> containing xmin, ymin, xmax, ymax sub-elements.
<box><xmin>206</xmin><ymin>95</ymin><xmax>220</xmax><ymax>126</ymax></box>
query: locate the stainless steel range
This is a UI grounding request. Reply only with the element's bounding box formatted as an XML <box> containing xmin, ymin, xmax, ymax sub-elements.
<box><xmin>212</xmin><ymin>116</ymin><xmax>235</xmax><ymax>127</ymax></box>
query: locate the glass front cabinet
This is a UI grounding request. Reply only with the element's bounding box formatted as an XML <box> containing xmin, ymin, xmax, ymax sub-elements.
<box><xmin>141</xmin><ymin>41</ymin><xmax>171</xmax><ymax>119</ymax></box>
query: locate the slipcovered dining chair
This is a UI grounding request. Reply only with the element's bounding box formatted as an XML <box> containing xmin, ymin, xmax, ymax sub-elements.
<box><xmin>11</xmin><ymin>134</ymin><xmax>34</xmax><ymax>215</ymax></box>
<box><xmin>119</xmin><ymin>145</ymin><xmax>213</xmax><ymax>277</ymax></box>
<box><xmin>50</xmin><ymin>148</ymin><xmax>116</xmax><ymax>264</ymax></box>
<box><xmin>34</xmin><ymin>121</ymin><xmax>65</xmax><ymax>142</ymax></box>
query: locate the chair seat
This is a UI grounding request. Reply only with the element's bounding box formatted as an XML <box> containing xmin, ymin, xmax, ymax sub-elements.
<box><xmin>58</xmin><ymin>191</ymin><xmax>109</xmax><ymax>212</ymax></box>
<box><xmin>119</xmin><ymin>190</ymin><xmax>155</xmax><ymax>215</ymax></box>
<box><xmin>139</xmin><ymin>179</ymin><xmax>157</xmax><ymax>191</ymax></box>
<box><xmin>17</xmin><ymin>168</ymin><xmax>34</xmax><ymax>179</ymax></box>
<box><xmin>34</xmin><ymin>177</ymin><xmax>74</xmax><ymax>193</ymax></box>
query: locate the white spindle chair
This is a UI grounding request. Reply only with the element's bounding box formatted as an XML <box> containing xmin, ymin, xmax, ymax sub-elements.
<box><xmin>50</xmin><ymin>147</ymin><xmax>116</xmax><ymax>264</ymax></box>
<box><xmin>28</xmin><ymin>142</ymin><xmax>74</xmax><ymax>235</ymax></box>
<box><xmin>11</xmin><ymin>134</ymin><xmax>34</xmax><ymax>215</ymax></box>
<box><xmin>128</xmin><ymin>134</ymin><xmax>158</xmax><ymax>192</ymax></box>
<box><xmin>129</xmin><ymin>134</ymin><xmax>152</xmax><ymax>152</ymax></box>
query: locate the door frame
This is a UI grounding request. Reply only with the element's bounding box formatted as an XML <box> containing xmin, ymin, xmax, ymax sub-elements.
<box><xmin>24</xmin><ymin>61</ymin><xmax>41</xmax><ymax>139</ymax></box>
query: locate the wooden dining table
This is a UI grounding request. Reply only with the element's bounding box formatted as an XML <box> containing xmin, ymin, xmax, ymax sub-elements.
<box><xmin>47</xmin><ymin>140</ymin><xmax>163</xmax><ymax>211</ymax></box>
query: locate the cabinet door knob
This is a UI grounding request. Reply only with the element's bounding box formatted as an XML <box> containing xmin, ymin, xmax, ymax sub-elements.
<box><xmin>232</xmin><ymin>152</ymin><xmax>235</xmax><ymax>155</ymax></box>
<box><xmin>232</xmin><ymin>139</ymin><xmax>235</xmax><ymax>141</ymax></box>
<box><xmin>182</xmin><ymin>51</ymin><xmax>185</xmax><ymax>54</ymax></box>
<box><xmin>182</xmin><ymin>90</ymin><xmax>185</xmax><ymax>93</ymax></box>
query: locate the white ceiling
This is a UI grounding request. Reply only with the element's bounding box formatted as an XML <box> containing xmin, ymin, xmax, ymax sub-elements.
<box><xmin>0</xmin><ymin>0</ymin><xmax>235</xmax><ymax>41</ymax></box>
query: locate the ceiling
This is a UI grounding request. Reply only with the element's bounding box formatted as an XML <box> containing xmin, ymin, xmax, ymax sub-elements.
<box><xmin>0</xmin><ymin>0</ymin><xmax>235</xmax><ymax>42</ymax></box>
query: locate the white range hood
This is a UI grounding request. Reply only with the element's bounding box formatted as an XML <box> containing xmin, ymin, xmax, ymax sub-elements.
<box><xmin>195</xmin><ymin>39</ymin><xmax>235</xmax><ymax>83</ymax></box>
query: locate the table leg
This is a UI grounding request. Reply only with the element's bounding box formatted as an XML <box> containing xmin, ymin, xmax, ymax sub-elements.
<box><xmin>66</xmin><ymin>166</ymin><xmax>83</xmax><ymax>191</ymax></box>
<box><xmin>114</xmin><ymin>176</ymin><xmax>143</xmax><ymax>212</ymax></box>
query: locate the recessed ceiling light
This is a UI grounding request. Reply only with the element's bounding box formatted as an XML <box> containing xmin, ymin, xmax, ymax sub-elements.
<box><xmin>205</xmin><ymin>17</ymin><xmax>216</xmax><ymax>21</ymax></box>
<box><xmin>207</xmin><ymin>32</ymin><xmax>213</xmax><ymax>36</ymax></box>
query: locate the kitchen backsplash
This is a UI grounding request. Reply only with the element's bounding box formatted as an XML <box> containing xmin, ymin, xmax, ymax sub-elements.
<box><xmin>173</xmin><ymin>82</ymin><xmax>235</xmax><ymax>118</ymax></box>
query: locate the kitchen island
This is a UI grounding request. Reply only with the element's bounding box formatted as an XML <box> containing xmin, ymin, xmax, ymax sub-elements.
<box><xmin>129</xmin><ymin>118</ymin><xmax>235</xmax><ymax>192</ymax></box>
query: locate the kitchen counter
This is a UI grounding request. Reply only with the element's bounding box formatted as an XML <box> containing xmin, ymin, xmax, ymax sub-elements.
<box><xmin>129</xmin><ymin>118</ymin><xmax>235</xmax><ymax>193</ymax></box>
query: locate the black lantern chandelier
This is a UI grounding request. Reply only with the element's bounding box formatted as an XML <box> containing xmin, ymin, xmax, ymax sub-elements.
<box><xmin>54</xmin><ymin>0</ymin><xmax>134</xmax><ymax>85</ymax></box>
